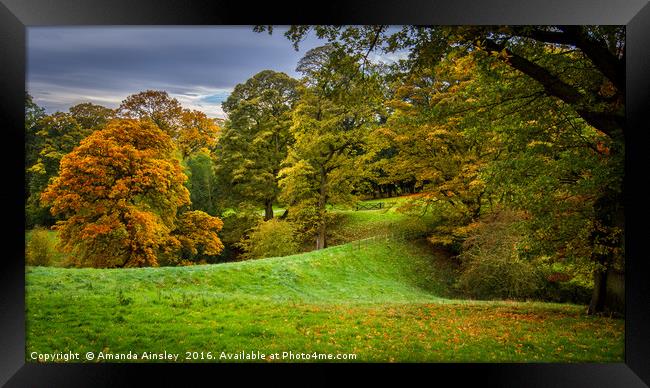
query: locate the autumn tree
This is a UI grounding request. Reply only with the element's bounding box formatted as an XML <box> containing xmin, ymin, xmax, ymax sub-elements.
<box><xmin>172</xmin><ymin>210</ymin><xmax>224</xmax><ymax>264</ymax></box>
<box><xmin>279</xmin><ymin>45</ymin><xmax>384</xmax><ymax>249</ymax></box>
<box><xmin>215</xmin><ymin>70</ymin><xmax>299</xmax><ymax>220</ymax></box>
<box><xmin>373</xmin><ymin>52</ymin><xmax>496</xmax><ymax>249</ymax></box>
<box><xmin>118</xmin><ymin>90</ymin><xmax>221</xmax><ymax>220</ymax></box>
<box><xmin>118</xmin><ymin>90</ymin><xmax>184</xmax><ymax>139</ymax></box>
<box><xmin>41</xmin><ymin>119</ymin><xmax>223</xmax><ymax>268</ymax></box>
<box><xmin>178</xmin><ymin>109</ymin><xmax>220</xmax><ymax>159</ymax></box>
<box><xmin>68</xmin><ymin>102</ymin><xmax>116</xmax><ymax>130</ymax></box>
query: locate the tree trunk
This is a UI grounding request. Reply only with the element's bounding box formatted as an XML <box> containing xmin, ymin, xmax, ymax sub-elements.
<box><xmin>264</xmin><ymin>199</ymin><xmax>274</xmax><ymax>221</ymax></box>
<box><xmin>315</xmin><ymin>166</ymin><xmax>328</xmax><ymax>250</ymax></box>
<box><xmin>316</xmin><ymin>223</ymin><xmax>327</xmax><ymax>250</ymax></box>
<box><xmin>587</xmin><ymin>268</ymin><xmax>608</xmax><ymax>315</ymax></box>
<box><xmin>587</xmin><ymin>188</ymin><xmax>624</xmax><ymax>315</ymax></box>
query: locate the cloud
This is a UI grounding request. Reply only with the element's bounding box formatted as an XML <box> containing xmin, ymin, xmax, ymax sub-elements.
<box><xmin>27</xmin><ymin>26</ymin><xmax>322</xmax><ymax>118</ymax></box>
<box><xmin>27</xmin><ymin>26</ymin><xmax>406</xmax><ymax>118</ymax></box>
<box><xmin>29</xmin><ymin>80</ymin><xmax>232</xmax><ymax>118</ymax></box>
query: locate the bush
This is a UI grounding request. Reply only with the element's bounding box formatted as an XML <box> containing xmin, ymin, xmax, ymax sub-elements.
<box><xmin>286</xmin><ymin>198</ymin><xmax>323</xmax><ymax>246</ymax></box>
<box><xmin>285</xmin><ymin>198</ymin><xmax>349</xmax><ymax>249</ymax></box>
<box><xmin>219</xmin><ymin>203</ymin><xmax>263</xmax><ymax>246</ymax></box>
<box><xmin>26</xmin><ymin>227</ymin><xmax>55</xmax><ymax>266</ymax></box>
<box><xmin>238</xmin><ymin>219</ymin><xmax>299</xmax><ymax>260</ymax></box>
<box><xmin>456</xmin><ymin>209</ymin><xmax>543</xmax><ymax>300</ymax></box>
<box><xmin>535</xmin><ymin>265</ymin><xmax>593</xmax><ymax>304</ymax></box>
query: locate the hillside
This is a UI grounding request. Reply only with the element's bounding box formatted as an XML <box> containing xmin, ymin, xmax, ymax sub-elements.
<box><xmin>26</xmin><ymin>232</ymin><xmax>623</xmax><ymax>362</ymax></box>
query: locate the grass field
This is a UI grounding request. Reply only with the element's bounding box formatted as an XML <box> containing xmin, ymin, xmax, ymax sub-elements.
<box><xmin>25</xmin><ymin>209</ymin><xmax>624</xmax><ymax>362</ymax></box>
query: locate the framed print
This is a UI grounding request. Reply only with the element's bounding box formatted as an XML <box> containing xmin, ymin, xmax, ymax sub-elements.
<box><xmin>1</xmin><ymin>0</ymin><xmax>649</xmax><ymax>386</ymax></box>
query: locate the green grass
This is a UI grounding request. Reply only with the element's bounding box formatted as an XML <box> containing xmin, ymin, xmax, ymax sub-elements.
<box><xmin>327</xmin><ymin>195</ymin><xmax>438</xmax><ymax>245</ymax></box>
<box><xmin>25</xmin><ymin>235</ymin><xmax>623</xmax><ymax>363</ymax></box>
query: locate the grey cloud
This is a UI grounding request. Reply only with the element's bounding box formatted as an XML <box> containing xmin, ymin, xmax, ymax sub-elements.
<box><xmin>27</xmin><ymin>26</ymin><xmax>323</xmax><ymax>116</ymax></box>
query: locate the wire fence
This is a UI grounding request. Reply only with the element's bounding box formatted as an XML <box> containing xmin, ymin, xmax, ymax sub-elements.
<box><xmin>346</xmin><ymin>229</ymin><xmax>430</xmax><ymax>251</ymax></box>
<box><xmin>329</xmin><ymin>201</ymin><xmax>398</xmax><ymax>212</ymax></box>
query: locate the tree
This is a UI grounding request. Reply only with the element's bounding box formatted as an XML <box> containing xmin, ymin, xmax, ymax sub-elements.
<box><xmin>178</xmin><ymin>109</ymin><xmax>220</xmax><ymax>159</ymax></box>
<box><xmin>25</xmin><ymin>93</ymin><xmax>46</xmax><ymax>216</ymax></box>
<box><xmin>172</xmin><ymin>210</ymin><xmax>224</xmax><ymax>264</ymax></box>
<box><xmin>41</xmin><ymin>119</ymin><xmax>223</xmax><ymax>268</ymax></box>
<box><xmin>68</xmin><ymin>102</ymin><xmax>116</xmax><ymax>130</ymax></box>
<box><xmin>119</xmin><ymin>91</ymin><xmax>221</xmax><ymax>219</ymax></box>
<box><xmin>216</xmin><ymin>70</ymin><xmax>299</xmax><ymax>220</ymax></box>
<box><xmin>25</xmin><ymin>93</ymin><xmax>45</xmax><ymax>133</ymax></box>
<box><xmin>27</xmin><ymin>112</ymin><xmax>92</xmax><ymax>227</ymax></box>
<box><xmin>262</xmin><ymin>25</ymin><xmax>625</xmax><ymax>314</ymax></box>
<box><xmin>177</xmin><ymin>110</ymin><xmax>220</xmax><ymax>215</ymax></box>
<box><xmin>279</xmin><ymin>45</ymin><xmax>383</xmax><ymax>249</ymax></box>
<box><xmin>118</xmin><ymin>90</ymin><xmax>184</xmax><ymax>138</ymax></box>
<box><xmin>237</xmin><ymin>218</ymin><xmax>299</xmax><ymax>260</ymax></box>
<box><xmin>185</xmin><ymin>149</ymin><xmax>218</xmax><ymax>215</ymax></box>
<box><xmin>374</xmin><ymin>53</ymin><xmax>495</xmax><ymax>250</ymax></box>
<box><xmin>257</xmin><ymin>25</ymin><xmax>624</xmax><ymax>137</ymax></box>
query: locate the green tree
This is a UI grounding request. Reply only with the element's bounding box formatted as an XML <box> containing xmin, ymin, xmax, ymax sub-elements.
<box><xmin>185</xmin><ymin>149</ymin><xmax>218</xmax><ymax>215</ymax></box>
<box><xmin>279</xmin><ymin>45</ymin><xmax>383</xmax><ymax>249</ymax></box>
<box><xmin>68</xmin><ymin>102</ymin><xmax>116</xmax><ymax>130</ymax></box>
<box><xmin>216</xmin><ymin>70</ymin><xmax>299</xmax><ymax>220</ymax></box>
<box><xmin>237</xmin><ymin>218</ymin><xmax>299</xmax><ymax>260</ymax></box>
<box><xmin>118</xmin><ymin>90</ymin><xmax>184</xmax><ymax>139</ymax></box>
<box><xmin>25</xmin><ymin>94</ymin><xmax>46</xmax><ymax>225</ymax></box>
<box><xmin>27</xmin><ymin>112</ymin><xmax>92</xmax><ymax>227</ymax></box>
<box><xmin>264</xmin><ymin>25</ymin><xmax>625</xmax><ymax>314</ymax></box>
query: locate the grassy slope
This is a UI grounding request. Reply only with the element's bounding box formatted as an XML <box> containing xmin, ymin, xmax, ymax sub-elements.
<box><xmin>26</xmin><ymin>234</ymin><xmax>623</xmax><ymax>362</ymax></box>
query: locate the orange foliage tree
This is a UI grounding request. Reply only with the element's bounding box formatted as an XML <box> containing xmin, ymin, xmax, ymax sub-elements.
<box><xmin>178</xmin><ymin>109</ymin><xmax>220</xmax><ymax>159</ymax></box>
<box><xmin>41</xmin><ymin>119</ymin><xmax>223</xmax><ymax>268</ymax></box>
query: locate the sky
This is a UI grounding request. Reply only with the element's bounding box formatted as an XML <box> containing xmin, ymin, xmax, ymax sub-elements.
<box><xmin>26</xmin><ymin>26</ymin><xmax>327</xmax><ymax>118</ymax></box>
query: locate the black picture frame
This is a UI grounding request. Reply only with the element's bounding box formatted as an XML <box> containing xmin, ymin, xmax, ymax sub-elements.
<box><xmin>1</xmin><ymin>0</ymin><xmax>649</xmax><ymax>386</ymax></box>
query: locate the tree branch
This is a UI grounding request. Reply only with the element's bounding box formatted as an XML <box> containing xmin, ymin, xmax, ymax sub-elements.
<box><xmin>482</xmin><ymin>39</ymin><xmax>623</xmax><ymax>137</ymax></box>
<box><xmin>557</xmin><ymin>26</ymin><xmax>624</xmax><ymax>93</ymax></box>
<box><xmin>511</xmin><ymin>26</ymin><xmax>624</xmax><ymax>93</ymax></box>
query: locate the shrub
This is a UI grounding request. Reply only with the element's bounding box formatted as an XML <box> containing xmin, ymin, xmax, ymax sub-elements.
<box><xmin>26</xmin><ymin>227</ymin><xmax>55</xmax><ymax>266</ymax></box>
<box><xmin>286</xmin><ymin>198</ymin><xmax>322</xmax><ymax>245</ymax></box>
<box><xmin>285</xmin><ymin>198</ymin><xmax>347</xmax><ymax>249</ymax></box>
<box><xmin>238</xmin><ymin>219</ymin><xmax>299</xmax><ymax>260</ymax></box>
<box><xmin>456</xmin><ymin>209</ymin><xmax>543</xmax><ymax>300</ymax></box>
<box><xmin>535</xmin><ymin>265</ymin><xmax>593</xmax><ymax>304</ymax></box>
<box><xmin>219</xmin><ymin>203</ymin><xmax>263</xmax><ymax>246</ymax></box>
